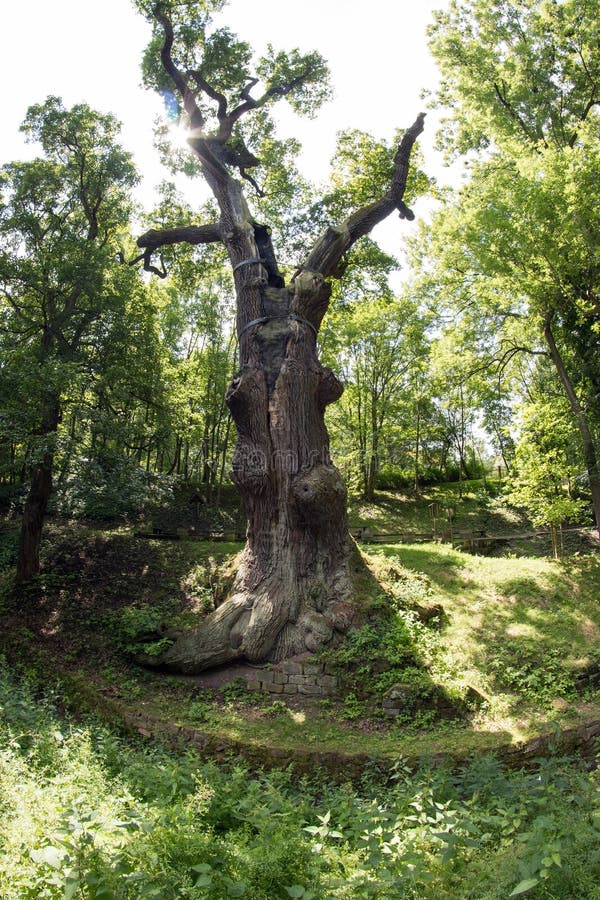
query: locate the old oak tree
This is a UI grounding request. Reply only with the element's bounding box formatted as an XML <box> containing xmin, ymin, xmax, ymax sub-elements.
<box><xmin>135</xmin><ymin>1</ymin><xmax>425</xmax><ymax>672</ymax></box>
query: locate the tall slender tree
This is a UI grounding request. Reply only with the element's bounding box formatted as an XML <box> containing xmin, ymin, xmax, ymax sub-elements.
<box><xmin>425</xmin><ymin>0</ymin><xmax>600</xmax><ymax>529</ymax></box>
<box><xmin>322</xmin><ymin>293</ymin><xmax>429</xmax><ymax>501</ymax></box>
<box><xmin>0</xmin><ymin>97</ymin><xmax>138</xmax><ymax>581</ymax></box>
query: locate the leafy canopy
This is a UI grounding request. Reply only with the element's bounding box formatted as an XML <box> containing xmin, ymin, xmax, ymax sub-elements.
<box><xmin>137</xmin><ymin>0</ymin><xmax>331</xmax><ymax>130</ymax></box>
<box><xmin>429</xmin><ymin>0</ymin><xmax>600</xmax><ymax>155</ymax></box>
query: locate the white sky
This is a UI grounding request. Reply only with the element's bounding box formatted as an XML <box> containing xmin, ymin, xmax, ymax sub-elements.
<box><xmin>1</xmin><ymin>0</ymin><xmax>450</xmax><ymax>257</ymax></box>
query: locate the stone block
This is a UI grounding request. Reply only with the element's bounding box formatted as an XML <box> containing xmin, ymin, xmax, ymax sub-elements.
<box><xmin>282</xmin><ymin>684</ymin><xmax>298</xmax><ymax>694</ymax></box>
<box><xmin>272</xmin><ymin>673</ymin><xmax>289</xmax><ymax>684</ymax></box>
<box><xmin>298</xmin><ymin>683</ymin><xmax>325</xmax><ymax>696</ymax></box>
<box><xmin>247</xmin><ymin>680</ymin><xmax>262</xmax><ymax>692</ymax></box>
<box><xmin>320</xmin><ymin>675</ymin><xmax>339</xmax><ymax>690</ymax></box>
<box><xmin>464</xmin><ymin>685</ymin><xmax>487</xmax><ymax>707</ymax></box>
<box><xmin>267</xmin><ymin>682</ymin><xmax>284</xmax><ymax>693</ymax></box>
<box><xmin>281</xmin><ymin>661</ymin><xmax>303</xmax><ymax>675</ymax></box>
<box><xmin>383</xmin><ymin>707</ymin><xmax>401</xmax><ymax>717</ymax></box>
<box><xmin>288</xmin><ymin>674</ymin><xmax>305</xmax><ymax>685</ymax></box>
<box><xmin>302</xmin><ymin>662</ymin><xmax>323</xmax><ymax>675</ymax></box>
<box><xmin>300</xmin><ymin>674</ymin><xmax>317</xmax><ymax>685</ymax></box>
<box><xmin>383</xmin><ymin>682</ymin><xmax>429</xmax><ymax>706</ymax></box>
<box><xmin>382</xmin><ymin>697</ymin><xmax>399</xmax><ymax>709</ymax></box>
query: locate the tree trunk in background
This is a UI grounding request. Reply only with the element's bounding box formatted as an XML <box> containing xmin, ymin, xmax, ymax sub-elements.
<box><xmin>414</xmin><ymin>398</ymin><xmax>421</xmax><ymax>493</ymax></box>
<box><xmin>544</xmin><ymin>315</ymin><xmax>600</xmax><ymax>535</ymax></box>
<box><xmin>364</xmin><ymin>385</ymin><xmax>379</xmax><ymax>501</ymax></box>
<box><xmin>16</xmin><ymin>394</ymin><xmax>60</xmax><ymax>583</ymax></box>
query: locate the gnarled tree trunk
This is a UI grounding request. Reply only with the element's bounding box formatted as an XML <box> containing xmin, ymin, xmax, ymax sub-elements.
<box><xmin>137</xmin><ymin>7</ymin><xmax>425</xmax><ymax>672</ymax></box>
<box><xmin>162</xmin><ymin>273</ymin><xmax>353</xmax><ymax>672</ymax></box>
<box><xmin>160</xmin><ymin>269</ymin><xmax>357</xmax><ymax>673</ymax></box>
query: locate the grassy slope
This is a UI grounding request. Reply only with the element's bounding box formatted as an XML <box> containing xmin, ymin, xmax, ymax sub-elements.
<box><xmin>1</xmin><ymin>481</ymin><xmax>598</xmax><ymax>765</ymax></box>
<box><xmin>347</xmin><ymin>479</ymin><xmax>529</xmax><ymax>535</ymax></box>
<box><xmin>162</xmin><ymin>543</ymin><xmax>600</xmax><ymax>760</ymax></box>
<box><xmin>3</xmin><ymin>502</ymin><xmax>600</xmax><ymax>898</ymax></box>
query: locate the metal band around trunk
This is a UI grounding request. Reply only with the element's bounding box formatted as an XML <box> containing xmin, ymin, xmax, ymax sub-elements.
<box><xmin>233</xmin><ymin>257</ymin><xmax>265</xmax><ymax>273</ymax></box>
<box><xmin>238</xmin><ymin>314</ymin><xmax>318</xmax><ymax>340</ymax></box>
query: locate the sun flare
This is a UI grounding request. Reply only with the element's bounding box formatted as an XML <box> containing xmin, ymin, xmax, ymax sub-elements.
<box><xmin>169</xmin><ymin>124</ymin><xmax>192</xmax><ymax>150</ymax></box>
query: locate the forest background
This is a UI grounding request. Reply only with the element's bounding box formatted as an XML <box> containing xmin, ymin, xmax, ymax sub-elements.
<box><xmin>0</xmin><ymin>3</ymin><xmax>599</xmax><ymax>897</ymax></box>
<box><xmin>2</xmin><ymin>0</ymin><xmax>598</xmax><ymax>555</ymax></box>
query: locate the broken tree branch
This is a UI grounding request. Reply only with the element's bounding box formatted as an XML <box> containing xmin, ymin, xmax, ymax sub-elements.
<box><xmin>302</xmin><ymin>112</ymin><xmax>426</xmax><ymax>278</ymax></box>
<box><xmin>136</xmin><ymin>223</ymin><xmax>223</xmax><ymax>252</ymax></box>
<box><xmin>130</xmin><ymin>223</ymin><xmax>223</xmax><ymax>278</ymax></box>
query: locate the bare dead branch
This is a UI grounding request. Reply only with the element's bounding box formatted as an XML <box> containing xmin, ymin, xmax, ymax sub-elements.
<box><xmin>226</xmin><ymin>68</ymin><xmax>315</xmax><ymax>135</ymax></box>
<box><xmin>189</xmin><ymin>69</ymin><xmax>228</xmax><ymax>121</ymax></box>
<box><xmin>302</xmin><ymin>112</ymin><xmax>426</xmax><ymax>278</ymax></box>
<box><xmin>239</xmin><ymin>77</ymin><xmax>259</xmax><ymax>103</ymax></box>
<box><xmin>131</xmin><ymin>224</ymin><xmax>222</xmax><ymax>278</ymax></box>
<box><xmin>137</xmin><ymin>223</ymin><xmax>222</xmax><ymax>252</ymax></box>
<box><xmin>154</xmin><ymin>3</ymin><xmax>205</xmax><ymax>133</ymax></box>
<box><xmin>154</xmin><ymin>5</ymin><xmax>232</xmax><ymax>188</ymax></box>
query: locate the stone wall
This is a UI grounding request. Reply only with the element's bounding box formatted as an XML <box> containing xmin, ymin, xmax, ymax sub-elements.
<box><xmin>246</xmin><ymin>658</ymin><xmax>339</xmax><ymax>697</ymax></box>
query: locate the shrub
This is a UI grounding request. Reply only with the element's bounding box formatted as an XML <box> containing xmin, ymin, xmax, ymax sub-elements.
<box><xmin>375</xmin><ymin>465</ymin><xmax>412</xmax><ymax>490</ymax></box>
<box><xmin>0</xmin><ymin>530</ymin><xmax>19</xmax><ymax>571</ymax></box>
<box><xmin>54</xmin><ymin>453</ymin><xmax>175</xmax><ymax>519</ymax></box>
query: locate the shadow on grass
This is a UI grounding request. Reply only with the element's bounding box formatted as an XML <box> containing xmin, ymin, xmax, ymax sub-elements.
<box><xmin>5</xmin><ymin>524</ymin><xmax>243</xmax><ymax>667</ymax></box>
<box><xmin>374</xmin><ymin>539</ymin><xmax>600</xmax><ymax>711</ymax></box>
<box><xmin>374</xmin><ymin>543</ymin><xmax>465</xmax><ymax>593</ymax></box>
<box><xmin>472</xmin><ymin>565</ymin><xmax>600</xmax><ymax>666</ymax></box>
<box><xmin>5</xmin><ymin>521</ymin><xmax>600</xmax><ymax>752</ymax></box>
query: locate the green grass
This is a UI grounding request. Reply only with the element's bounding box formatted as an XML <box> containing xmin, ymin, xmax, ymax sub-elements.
<box><xmin>370</xmin><ymin>544</ymin><xmax>600</xmax><ymax>741</ymax></box>
<box><xmin>1</xmin><ymin>661</ymin><xmax>599</xmax><ymax>899</ymax></box>
<box><xmin>2</xmin><ymin>489</ymin><xmax>599</xmax><ymax>759</ymax></box>
<box><xmin>2</xmin><ymin>517</ymin><xmax>597</xmax><ymax>763</ymax></box>
<box><xmin>347</xmin><ymin>479</ymin><xmax>530</xmax><ymax>537</ymax></box>
<box><xmin>1</xmin><ymin>486</ymin><xmax>600</xmax><ymax>896</ymax></box>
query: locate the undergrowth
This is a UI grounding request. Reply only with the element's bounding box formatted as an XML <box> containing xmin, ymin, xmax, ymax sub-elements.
<box><xmin>1</xmin><ymin>660</ymin><xmax>599</xmax><ymax>899</ymax></box>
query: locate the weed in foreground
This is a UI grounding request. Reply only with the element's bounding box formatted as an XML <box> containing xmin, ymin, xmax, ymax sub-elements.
<box><xmin>0</xmin><ymin>660</ymin><xmax>599</xmax><ymax>899</ymax></box>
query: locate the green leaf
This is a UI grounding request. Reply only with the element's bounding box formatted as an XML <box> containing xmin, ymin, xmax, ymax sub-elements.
<box><xmin>509</xmin><ymin>878</ymin><xmax>540</xmax><ymax>896</ymax></box>
<box><xmin>30</xmin><ymin>846</ymin><xmax>67</xmax><ymax>869</ymax></box>
<box><xmin>64</xmin><ymin>875</ymin><xmax>80</xmax><ymax>900</ymax></box>
<box><xmin>191</xmin><ymin>863</ymin><xmax>212</xmax><ymax>874</ymax></box>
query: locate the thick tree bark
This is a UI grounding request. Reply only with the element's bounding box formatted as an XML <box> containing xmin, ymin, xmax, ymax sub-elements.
<box><xmin>159</xmin><ymin>265</ymin><xmax>359</xmax><ymax>673</ymax></box>
<box><xmin>144</xmin><ymin>146</ymin><xmax>423</xmax><ymax>671</ymax></box>
<box><xmin>16</xmin><ymin>393</ymin><xmax>60</xmax><ymax>583</ymax></box>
